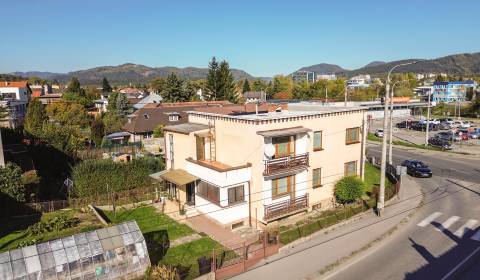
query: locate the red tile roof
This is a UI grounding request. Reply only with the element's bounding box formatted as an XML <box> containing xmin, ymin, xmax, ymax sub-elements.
<box><xmin>0</xmin><ymin>81</ymin><xmax>29</xmax><ymax>88</ymax></box>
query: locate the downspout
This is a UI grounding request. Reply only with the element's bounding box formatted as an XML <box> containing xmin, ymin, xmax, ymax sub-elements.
<box><xmin>248</xmin><ymin>179</ymin><xmax>252</xmax><ymax>227</ymax></box>
<box><xmin>360</xmin><ymin>111</ymin><xmax>367</xmax><ymax>180</ymax></box>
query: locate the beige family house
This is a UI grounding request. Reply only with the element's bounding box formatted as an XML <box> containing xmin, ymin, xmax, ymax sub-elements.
<box><xmin>160</xmin><ymin>102</ymin><xmax>367</xmax><ymax>229</ymax></box>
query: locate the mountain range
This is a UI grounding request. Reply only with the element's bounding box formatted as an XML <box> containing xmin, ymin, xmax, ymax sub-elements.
<box><xmin>8</xmin><ymin>52</ymin><xmax>480</xmax><ymax>85</ymax></box>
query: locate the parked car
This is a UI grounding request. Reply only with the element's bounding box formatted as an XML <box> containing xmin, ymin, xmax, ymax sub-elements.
<box><xmin>428</xmin><ymin>137</ymin><xmax>452</xmax><ymax>150</ymax></box>
<box><xmin>374</xmin><ymin>129</ymin><xmax>384</xmax><ymax>138</ymax></box>
<box><xmin>439</xmin><ymin>122</ymin><xmax>452</xmax><ymax>130</ymax></box>
<box><xmin>396</xmin><ymin>121</ymin><xmax>410</xmax><ymax>129</ymax></box>
<box><xmin>439</xmin><ymin>118</ymin><xmax>454</xmax><ymax>125</ymax></box>
<box><xmin>453</xmin><ymin>121</ymin><xmax>472</xmax><ymax>128</ymax></box>
<box><xmin>455</xmin><ymin>131</ymin><xmax>469</xmax><ymax>141</ymax></box>
<box><xmin>401</xmin><ymin>160</ymin><xmax>433</xmax><ymax>178</ymax></box>
<box><xmin>436</xmin><ymin>131</ymin><xmax>460</xmax><ymax>142</ymax></box>
<box><xmin>412</xmin><ymin>122</ymin><xmax>439</xmax><ymax>131</ymax></box>
<box><xmin>458</xmin><ymin>129</ymin><xmax>478</xmax><ymax>139</ymax></box>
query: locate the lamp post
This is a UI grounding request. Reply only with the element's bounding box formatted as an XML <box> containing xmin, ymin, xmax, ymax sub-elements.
<box><xmin>378</xmin><ymin>60</ymin><xmax>422</xmax><ymax>216</ymax></box>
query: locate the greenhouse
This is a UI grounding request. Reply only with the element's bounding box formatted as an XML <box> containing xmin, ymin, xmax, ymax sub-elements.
<box><xmin>0</xmin><ymin>221</ymin><xmax>150</xmax><ymax>280</ymax></box>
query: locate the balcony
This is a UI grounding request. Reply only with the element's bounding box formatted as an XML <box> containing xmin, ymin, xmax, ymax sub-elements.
<box><xmin>264</xmin><ymin>153</ymin><xmax>309</xmax><ymax>176</ymax></box>
<box><xmin>264</xmin><ymin>194</ymin><xmax>309</xmax><ymax>222</ymax></box>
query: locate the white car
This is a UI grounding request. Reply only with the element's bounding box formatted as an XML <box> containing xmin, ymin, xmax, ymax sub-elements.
<box><xmin>374</xmin><ymin>129</ymin><xmax>384</xmax><ymax>138</ymax></box>
<box><xmin>453</xmin><ymin>121</ymin><xmax>471</xmax><ymax>128</ymax></box>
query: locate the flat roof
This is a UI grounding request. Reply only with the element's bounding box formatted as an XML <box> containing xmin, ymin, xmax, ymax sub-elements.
<box><xmin>163</xmin><ymin>123</ymin><xmax>209</xmax><ymax>134</ymax></box>
<box><xmin>160</xmin><ymin>169</ymin><xmax>199</xmax><ymax>186</ymax></box>
<box><xmin>257</xmin><ymin>126</ymin><xmax>312</xmax><ymax>137</ymax></box>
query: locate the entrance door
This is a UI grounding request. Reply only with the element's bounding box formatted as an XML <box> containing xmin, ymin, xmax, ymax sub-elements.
<box><xmin>186</xmin><ymin>182</ymin><xmax>196</xmax><ymax>206</ymax></box>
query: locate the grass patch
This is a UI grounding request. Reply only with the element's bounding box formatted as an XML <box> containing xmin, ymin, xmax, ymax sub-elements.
<box><xmin>364</xmin><ymin>162</ymin><xmax>392</xmax><ymax>194</ymax></box>
<box><xmin>368</xmin><ymin>132</ymin><xmax>442</xmax><ymax>151</ymax></box>
<box><xmin>367</xmin><ymin>132</ymin><xmax>382</xmax><ymax>142</ymax></box>
<box><xmin>102</xmin><ymin>206</ymin><xmax>194</xmax><ymax>241</ymax></box>
<box><xmin>0</xmin><ymin>209</ymin><xmax>102</xmax><ymax>252</ymax></box>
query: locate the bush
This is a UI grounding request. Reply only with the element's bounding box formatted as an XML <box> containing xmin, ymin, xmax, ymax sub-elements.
<box><xmin>27</xmin><ymin>215</ymin><xmax>80</xmax><ymax>236</ymax></box>
<box><xmin>0</xmin><ymin>163</ymin><xmax>26</xmax><ymax>202</ymax></box>
<box><xmin>147</xmin><ymin>265</ymin><xmax>180</xmax><ymax>280</ymax></box>
<box><xmin>334</xmin><ymin>176</ymin><xmax>365</xmax><ymax>204</ymax></box>
<box><xmin>72</xmin><ymin>157</ymin><xmax>164</xmax><ymax>198</ymax></box>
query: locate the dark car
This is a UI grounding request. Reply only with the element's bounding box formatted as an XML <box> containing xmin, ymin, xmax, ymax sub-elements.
<box><xmin>428</xmin><ymin>137</ymin><xmax>452</xmax><ymax>150</ymax></box>
<box><xmin>396</xmin><ymin>121</ymin><xmax>413</xmax><ymax>129</ymax></box>
<box><xmin>401</xmin><ymin>160</ymin><xmax>433</xmax><ymax>178</ymax></box>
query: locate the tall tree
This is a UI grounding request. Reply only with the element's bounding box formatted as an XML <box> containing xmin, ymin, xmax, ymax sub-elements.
<box><xmin>205</xmin><ymin>57</ymin><xmax>220</xmax><ymax>100</ymax></box>
<box><xmin>217</xmin><ymin>60</ymin><xmax>238</xmax><ymax>103</ymax></box>
<box><xmin>107</xmin><ymin>92</ymin><xmax>129</xmax><ymax>113</ymax></box>
<box><xmin>160</xmin><ymin>73</ymin><xmax>189</xmax><ymax>102</ymax></box>
<box><xmin>242</xmin><ymin>79</ymin><xmax>251</xmax><ymax>93</ymax></box>
<box><xmin>91</xmin><ymin>116</ymin><xmax>105</xmax><ymax>146</ymax></box>
<box><xmin>66</xmin><ymin>77</ymin><xmax>82</xmax><ymax>94</ymax></box>
<box><xmin>102</xmin><ymin>77</ymin><xmax>112</xmax><ymax>93</ymax></box>
<box><xmin>24</xmin><ymin>98</ymin><xmax>47</xmax><ymax>138</ymax></box>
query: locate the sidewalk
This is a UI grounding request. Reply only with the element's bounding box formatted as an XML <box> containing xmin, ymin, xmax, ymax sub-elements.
<box><xmin>231</xmin><ymin>176</ymin><xmax>423</xmax><ymax>280</ymax></box>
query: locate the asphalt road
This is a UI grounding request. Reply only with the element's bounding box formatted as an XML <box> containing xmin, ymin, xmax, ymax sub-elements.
<box><xmin>326</xmin><ymin>145</ymin><xmax>480</xmax><ymax>280</ymax></box>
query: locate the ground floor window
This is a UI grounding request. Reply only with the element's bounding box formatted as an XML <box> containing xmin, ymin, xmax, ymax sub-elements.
<box><xmin>272</xmin><ymin>175</ymin><xmax>294</xmax><ymax>198</ymax></box>
<box><xmin>312</xmin><ymin>168</ymin><xmax>322</xmax><ymax>188</ymax></box>
<box><xmin>228</xmin><ymin>185</ymin><xmax>245</xmax><ymax>205</ymax></box>
<box><xmin>197</xmin><ymin>181</ymin><xmax>220</xmax><ymax>205</ymax></box>
<box><xmin>344</xmin><ymin>161</ymin><xmax>357</xmax><ymax>176</ymax></box>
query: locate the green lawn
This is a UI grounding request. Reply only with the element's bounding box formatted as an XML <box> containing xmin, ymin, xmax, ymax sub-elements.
<box><xmin>103</xmin><ymin>206</ymin><xmax>194</xmax><ymax>241</ymax></box>
<box><xmin>368</xmin><ymin>132</ymin><xmax>442</xmax><ymax>151</ymax></box>
<box><xmin>0</xmin><ymin>209</ymin><xmax>102</xmax><ymax>252</ymax></box>
<box><xmin>364</xmin><ymin>162</ymin><xmax>392</xmax><ymax>194</ymax></box>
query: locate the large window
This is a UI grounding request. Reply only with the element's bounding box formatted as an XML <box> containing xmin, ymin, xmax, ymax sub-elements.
<box><xmin>197</xmin><ymin>181</ymin><xmax>220</xmax><ymax>204</ymax></box>
<box><xmin>312</xmin><ymin>168</ymin><xmax>322</xmax><ymax>188</ymax></box>
<box><xmin>344</xmin><ymin>161</ymin><xmax>357</xmax><ymax>176</ymax></box>
<box><xmin>272</xmin><ymin>136</ymin><xmax>295</xmax><ymax>158</ymax></box>
<box><xmin>272</xmin><ymin>175</ymin><xmax>294</xmax><ymax>198</ymax></box>
<box><xmin>313</xmin><ymin>131</ymin><xmax>323</xmax><ymax>151</ymax></box>
<box><xmin>346</xmin><ymin>127</ymin><xmax>360</xmax><ymax>144</ymax></box>
<box><xmin>228</xmin><ymin>185</ymin><xmax>245</xmax><ymax>205</ymax></box>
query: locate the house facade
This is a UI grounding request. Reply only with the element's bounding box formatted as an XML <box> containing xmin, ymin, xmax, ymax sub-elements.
<box><xmin>0</xmin><ymin>81</ymin><xmax>31</xmax><ymax>128</ymax></box>
<box><xmin>162</xmin><ymin>103</ymin><xmax>367</xmax><ymax>229</ymax></box>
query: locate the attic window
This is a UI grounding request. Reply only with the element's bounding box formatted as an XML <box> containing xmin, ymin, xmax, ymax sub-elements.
<box><xmin>275</xmin><ymin>107</ymin><xmax>282</xmax><ymax>112</ymax></box>
<box><xmin>143</xmin><ymin>113</ymin><xmax>149</xmax><ymax>120</ymax></box>
<box><xmin>169</xmin><ymin>115</ymin><xmax>179</xmax><ymax>122</ymax></box>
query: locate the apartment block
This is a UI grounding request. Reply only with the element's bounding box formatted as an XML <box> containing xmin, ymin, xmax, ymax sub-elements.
<box><xmin>161</xmin><ymin>103</ymin><xmax>367</xmax><ymax>229</ymax></box>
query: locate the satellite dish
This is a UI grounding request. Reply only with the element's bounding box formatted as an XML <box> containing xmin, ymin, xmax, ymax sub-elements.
<box><xmin>264</xmin><ymin>144</ymin><xmax>275</xmax><ymax>157</ymax></box>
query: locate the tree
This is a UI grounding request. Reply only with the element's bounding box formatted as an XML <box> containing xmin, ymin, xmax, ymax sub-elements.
<box><xmin>0</xmin><ymin>163</ymin><xmax>26</xmax><ymax>202</ymax></box>
<box><xmin>102</xmin><ymin>77</ymin><xmax>112</xmax><ymax>93</ymax></box>
<box><xmin>91</xmin><ymin>117</ymin><xmax>105</xmax><ymax>146</ymax></box>
<box><xmin>24</xmin><ymin>98</ymin><xmax>47</xmax><ymax>138</ymax></box>
<box><xmin>204</xmin><ymin>57</ymin><xmax>220</xmax><ymax>100</ymax></box>
<box><xmin>46</xmin><ymin>102</ymin><xmax>90</xmax><ymax>127</ymax></box>
<box><xmin>103</xmin><ymin>112</ymin><xmax>126</xmax><ymax>134</ymax></box>
<box><xmin>334</xmin><ymin>176</ymin><xmax>365</xmax><ymax>204</ymax></box>
<box><xmin>242</xmin><ymin>79</ymin><xmax>251</xmax><ymax>93</ymax></box>
<box><xmin>152</xmin><ymin>125</ymin><xmax>164</xmax><ymax>138</ymax></box>
<box><xmin>160</xmin><ymin>73</ymin><xmax>192</xmax><ymax>102</ymax></box>
<box><xmin>151</xmin><ymin>77</ymin><xmax>166</xmax><ymax>94</ymax></box>
<box><xmin>66</xmin><ymin>77</ymin><xmax>82</xmax><ymax>94</ymax></box>
<box><xmin>107</xmin><ymin>92</ymin><xmax>129</xmax><ymax>113</ymax></box>
<box><xmin>217</xmin><ymin>60</ymin><xmax>238</xmax><ymax>103</ymax></box>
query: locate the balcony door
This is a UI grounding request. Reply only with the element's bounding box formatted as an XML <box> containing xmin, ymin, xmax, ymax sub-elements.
<box><xmin>272</xmin><ymin>135</ymin><xmax>295</xmax><ymax>159</ymax></box>
<box><xmin>196</xmin><ymin>136</ymin><xmax>205</xmax><ymax>161</ymax></box>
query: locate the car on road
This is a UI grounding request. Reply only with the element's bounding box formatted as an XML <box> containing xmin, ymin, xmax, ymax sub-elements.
<box><xmin>374</xmin><ymin>129</ymin><xmax>384</xmax><ymax>138</ymax></box>
<box><xmin>396</xmin><ymin>121</ymin><xmax>411</xmax><ymax>129</ymax></box>
<box><xmin>401</xmin><ymin>160</ymin><xmax>433</xmax><ymax>178</ymax></box>
<box><xmin>428</xmin><ymin>137</ymin><xmax>452</xmax><ymax>150</ymax></box>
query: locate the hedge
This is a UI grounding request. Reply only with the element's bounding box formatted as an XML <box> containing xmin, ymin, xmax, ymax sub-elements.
<box><xmin>72</xmin><ymin>157</ymin><xmax>164</xmax><ymax>198</ymax></box>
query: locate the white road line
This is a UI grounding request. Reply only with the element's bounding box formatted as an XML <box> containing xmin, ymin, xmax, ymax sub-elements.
<box><xmin>417</xmin><ymin>212</ymin><xmax>442</xmax><ymax>227</ymax></box>
<box><xmin>435</xmin><ymin>216</ymin><xmax>460</xmax><ymax>232</ymax></box>
<box><xmin>471</xmin><ymin>230</ymin><xmax>480</xmax><ymax>241</ymax></box>
<box><xmin>454</xmin><ymin>219</ymin><xmax>478</xmax><ymax>238</ymax></box>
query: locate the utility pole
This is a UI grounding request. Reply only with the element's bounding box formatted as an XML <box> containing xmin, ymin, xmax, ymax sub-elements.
<box><xmin>344</xmin><ymin>83</ymin><xmax>348</xmax><ymax>107</ymax></box>
<box><xmin>325</xmin><ymin>87</ymin><xmax>328</xmax><ymax>102</ymax></box>
<box><xmin>379</xmin><ymin>60</ymin><xmax>422</xmax><ymax>216</ymax></box>
<box><xmin>425</xmin><ymin>92</ymin><xmax>431</xmax><ymax>145</ymax></box>
<box><xmin>0</xmin><ymin>129</ymin><xmax>4</xmax><ymax>168</ymax></box>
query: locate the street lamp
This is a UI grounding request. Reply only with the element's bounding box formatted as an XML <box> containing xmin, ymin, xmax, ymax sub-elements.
<box><xmin>378</xmin><ymin>60</ymin><xmax>422</xmax><ymax>216</ymax></box>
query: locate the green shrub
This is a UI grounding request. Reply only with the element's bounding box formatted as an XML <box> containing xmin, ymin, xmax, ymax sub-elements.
<box><xmin>27</xmin><ymin>215</ymin><xmax>80</xmax><ymax>236</ymax></box>
<box><xmin>334</xmin><ymin>176</ymin><xmax>365</xmax><ymax>204</ymax></box>
<box><xmin>72</xmin><ymin>157</ymin><xmax>164</xmax><ymax>198</ymax></box>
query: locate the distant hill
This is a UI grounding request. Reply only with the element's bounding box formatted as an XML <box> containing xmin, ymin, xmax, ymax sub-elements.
<box><xmin>363</xmin><ymin>61</ymin><xmax>386</xmax><ymax>68</ymax></box>
<box><xmin>10</xmin><ymin>63</ymin><xmax>256</xmax><ymax>85</ymax></box>
<box><xmin>342</xmin><ymin>53</ymin><xmax>480</xmax><ymax>77</ymax></box>
<box><xmin>296</xmin><ymin>63</ymin><xmax>346</xmax><ymax>74</ymax></box>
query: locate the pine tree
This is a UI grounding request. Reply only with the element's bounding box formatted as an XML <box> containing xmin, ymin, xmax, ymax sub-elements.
<box><xmin>205</xmin><ymin>57</ymin><xmax>220</xmax><ymax>100</ymax></box>
<box><xmin>91</xmin><ymin>117</ymin><xmax>105</xmax><ymax>146</ymax></box>
<box><xmin>161</xmin><ymin>73</ymin><xmax>187</xmax><ymax>102</ymax></box>
<box><xmin>66</xmin><ymin>77</ymin><xmax>82</xmax><ymax>94</ymax></box>
<box><xmin>242</xmin><ymin>79</ymin><xmax>251</xmax><ymax>93</ymax></box>
<box><xmin>102</xmin><ymin>77</ymin><xmax>112</xmax><ymax>93</ymax></box>
<box><xmin>218</xmin><ymin>60</ymin><xmax>238</xmax><ymax>103</ymax></box>
<box><xmin>24</xmin><ymin>98</ymin><xmax>47</xmax><ymax>138</ymax></box>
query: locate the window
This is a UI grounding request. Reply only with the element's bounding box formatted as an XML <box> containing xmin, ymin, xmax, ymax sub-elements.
<box><xmin>143</xmin><ymin>113</ymin><xmax>149</xmax><ymax>120</ymax></box>
<box><xmin>197</xmin><ymin>181</ymin><xmax>220</xmax><ymax>204</ymax></box>
<box><xmin>346</xmin><ymin>127</ymin><xmax>360</xmax><ymax>144</ymax></box>
<box><xmin>169</xmin><ymin>115</ymin><xmax>179</xmax><ymax>121</ymax></box>
<box><xmin>313</xmin><ymin>131</ymin><xmax>323</xmax><ymax>151</ymax></box>
<box><xmin>272</xmin><ymin>175</ymin><xmax>294</xmax><ymax>198</ymax></box>
<box><xmin>272</xmin><ymin>136</ymin><xmax>295</xmax><ymax>158</ymax></box>
<box><xmin>228</xmin><ymin>185</ymin><xmax>245</xmax><ymax>205</ymax></box>
<box><xmin>312</xmin><ymin>168</ymin><xmax>322</xmax><ymax>188</ymax></box>
<box><xmin>344</xmin><ymin>161</ymin><xmax>357</xmax><ymax>176</ymax></box>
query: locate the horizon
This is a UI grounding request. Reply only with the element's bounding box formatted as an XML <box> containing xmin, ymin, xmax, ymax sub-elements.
<box><xmin>1</xmin><ymin>0</ymin><xmax>479</xmax><ymax>76</ymax></box>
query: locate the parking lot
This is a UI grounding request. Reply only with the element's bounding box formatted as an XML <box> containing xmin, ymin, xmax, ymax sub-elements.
<box><xmin>369</xmin><ymin>116</ymin><xmax>480</xmax><ymax>155</ymax></box>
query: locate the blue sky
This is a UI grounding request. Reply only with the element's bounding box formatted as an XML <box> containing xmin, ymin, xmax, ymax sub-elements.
<box><xmin>1</xmin><ymin>0</ymin><xmax>479</xmax><ymax>76</ymax></box>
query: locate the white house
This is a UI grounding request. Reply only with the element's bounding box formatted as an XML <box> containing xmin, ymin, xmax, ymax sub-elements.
<box><xmin>0</xmin><ymin>81</ymin><xmax>31</xmax><ymax>128</ymax></box>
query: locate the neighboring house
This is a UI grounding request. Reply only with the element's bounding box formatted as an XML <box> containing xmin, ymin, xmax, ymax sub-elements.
<box><xmin>133</xmin><ymin>92</ymin><xmax>163</xmax><ymax>110</ymax></box>
<box><xmin>292</xmin><ymin>71</ymin><xmax>316</xmax><ymax>83</ymax></box>
<box><xmin>347</xmin><ymin>75</ymin><xmax>371</xmax><ymax>88</ymax></box>
<box><xmin>243</xmin><ymin>91</ymin><xmax>266</xmax><ymax>103</ymax></box>
<box><xmin>30</xmin><ymin>84</ymin><xmax>52</xmax><ymax>97</ymax></box>
<box><xmin>0</xmin><ymin>81</ymin><xmax>31</xmax><ymax>128</ymax></box>
<box><xmin>37</xmin><ymin>93</ymin><xmax>63</xmax><ymax>105</ymax></box>
<box><xmin>316</xmin><ymin>74</ymin><xmax>337</xmax><ymax>81</ymax></box>
<box><xmin>161</xmin><ymin>103</ymin><xmax>367</xmax><ymax>229</ymax></box>
<box><xmin>122</xmin><ymin>101</ymin><xmax>231</xmax><ymax>142</ymax></box>
<box><xmin>94</xmin><ymin>93</ymin><xmax>111</xmax><ymax>113</ymax></box>
<box><xmin>432</xmin><ymin>81</ymin><xmax>477</xmax><ymax>103</ymax></box>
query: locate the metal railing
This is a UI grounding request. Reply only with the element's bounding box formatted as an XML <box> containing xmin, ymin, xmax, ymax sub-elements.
<box><xmin>264</xmin><ymin>193</ymin><xmax>309</xmax><ymax>221</ymax></box>
<box><xmin>264</xmin><ymin>153</ymin><xmax>309</xmax><ymax>175</ymax></box>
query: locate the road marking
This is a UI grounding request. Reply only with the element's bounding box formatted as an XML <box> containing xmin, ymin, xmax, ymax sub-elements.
<box><xmin>417</xmin><ymin>212</ymin><xmax>442</xmax><ymax>227</ymax></box>
<box><xmin>454</xmin><ymin>220</ymin><xmax>478</xmax><ymax>238</ymax></box>
<box><xmin>435</xmin><ymin>216</ymin><xmax>460</xmax><ymax>232</ymax></box>
<box><xmin>471</xmin><ymin>230</ymin><xmax>480</xmax><ymax>241</ymax></box>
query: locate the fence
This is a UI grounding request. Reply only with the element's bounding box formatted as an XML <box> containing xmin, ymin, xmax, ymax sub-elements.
<box><xmin>76</xmin><ymin>143</ymin><xmax>142</xmax><ymax>160</ymax></box>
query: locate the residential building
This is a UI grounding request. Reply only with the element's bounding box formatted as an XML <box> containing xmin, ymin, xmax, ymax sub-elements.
<box><xmin>292</xmin><ymin>71</ymin><xmax>317</xmax><ymax>83</ymax></box>
<box><xmin>122</xmin><ymin>101</ymin><xmax>231</xmax><ymax>142</ymax></box>
<box><xmin>243</xmin><ymin>91</ymin><xmax>267</xmax><ymax>103</ymax></box>
<box><xmin>133</xmin><ymin>93</ymin><xmax>163</xmax><ymax>110</ymax></box>
<box><xmin>0</xmin><ymin>81</ymin><xmax>31</xmax><ymax>128</ymax></box>
<box><xmin>30</xmin><ymin>84</ymin><xmax>52</xmax><ymax>97</ymax></box>
<box><xmin>432</xmin><ymin>80</ymin><xmax>477</xmax><ymax>103</ymax></box>
<box><xmin>316</xmin><ymin>74</ymin><xmax>337</xmax><ymax>81</ymax></box>
<box><xmin>161</xmin><ymin>103</ymin><xmax>367</xmax><ymax>229</ymax></box>
<box><xmin>347</xmin><ymin>75</ymin><xmax>371</xmax><ymax>88</ymax></box>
